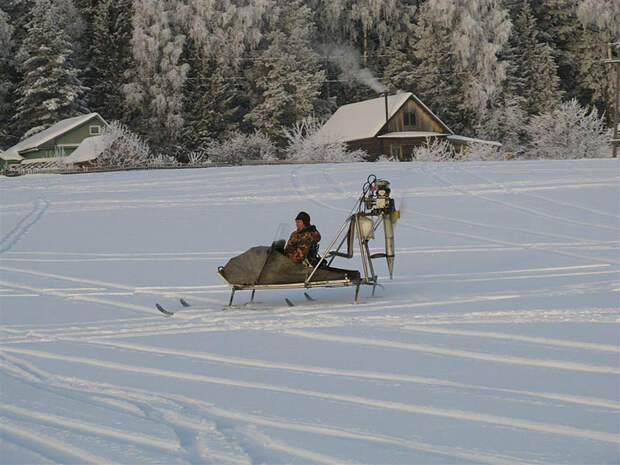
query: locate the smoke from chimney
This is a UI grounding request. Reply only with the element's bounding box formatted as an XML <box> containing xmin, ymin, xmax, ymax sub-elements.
<box><xmin>320</xmin><ymin>44</ymin><xmax>387</xmax><ymax>93</ymax></box>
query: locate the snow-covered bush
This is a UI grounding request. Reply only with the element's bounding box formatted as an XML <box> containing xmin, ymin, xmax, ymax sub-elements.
<box><xmin>461</xmin><ymin>143</ymin><xmax>506</xmax><ymax>161</ymax></box>
<box><xmin>285</xmin><ymin>117</ymin><xmax>366</xmax><ymax>162</ymax></box>
<box><xmin>205</xmin><ymin>131</ymin><xmax>277</xmax><ymax>165</ymax></box>
<box><xmin>412</xmin><ymin>138</ymin><xmax>456</xmax><ymax>161</ymax></box>
<box><xmin>526</xmin><ymin>99</ymin><xmax>610</xmax><ymax>159</ymax></box>
<box><xmin>476</xmin><ymin>97</ymin><xmax>528</xmax><ymax>155</ymax></box>
<box><xmin>187</xmin><ymin>150</ymin><xmax>210</xmax><ymax>166</ymax></box>
<box><xmin>94</xmin><ymin>121</ymin><xmax>165</xmax><ymax>168</ymax></box>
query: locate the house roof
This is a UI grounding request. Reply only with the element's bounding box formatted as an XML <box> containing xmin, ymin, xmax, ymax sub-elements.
<box><xmin>2</xmin><ymin>113</ymin><xmax>107</xmax><ymax>159</ymax></box>
<box><xmin>0</xmin><ymin>150</ymin><xmax>23</xmax><ymax>161</ymax></box>
<box><xmin>64</xmin><ymin>135</ymin><xmax>108</xmax><ymax>163</ymax></box>
<box><xmin>315</xmin><ymin>92</ymin><xmax>453</xmax><ymax>144</ymax></box>
<box><xmin>447</xmin><ymin>135</ymin><xmax>502</xmax><ymax>147</ymax></box>
<box><xmin>378</xmin><ymin>131</ymin><xmax>449</xmax><ymax>139</ymax></box>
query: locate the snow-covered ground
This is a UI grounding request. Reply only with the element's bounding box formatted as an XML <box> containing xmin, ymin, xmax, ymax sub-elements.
<box><xmin>1</xmin><ymin>160</ymin><xmax>618</xmax><ymax>465</ymax></box>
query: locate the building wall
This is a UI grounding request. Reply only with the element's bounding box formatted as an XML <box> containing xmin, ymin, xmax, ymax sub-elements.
<box><xmin>382</xmin><ymin>136</ymin><xmax>449</xmax><ymax>160</ymax></box>
<box><xmin>347</xmin><ymin>136</ymin><xmax>449</xmax><ymax>161</ymax></box>
<box><xmin>386</xmin><ymin>99</ymin><xmax>446</xmax><ymax>134</ymax></box>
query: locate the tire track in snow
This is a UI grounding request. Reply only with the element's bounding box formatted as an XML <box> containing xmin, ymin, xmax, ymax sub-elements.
<box><xmin>0</xmin><ymin>198</ymin><xmax>49</xmax><ymax>254</ymax></box>
<box><xmin>293</xmin><ymin>165</ymin><xmax>620</xmax><ymax>268</ymax></box>
<box><xmin>401</xmin><ymin>164</ymin><xmax>619</xmax><ymax>265</ymax></box>
<box><xmin>284</xmin><ymin>330</ymin><xmax>619</xmax><ymax>374</ymax></box>
<box><xmin>402</xmin><ymin>326</ymin><xmax>618</xmax><ymax>352</ymax></box>
<box><xmin>0</xmin><ymin>404</ymin><xmax>180</xmax><ymax>454</ymax></box>
<box><xmin>0</xmin><ymin>264</ymin><xmax>223</xmax><ymax>306</ymax></box>
<box><xmin>423</xmin><ymin>165</ymin><xmax>616</xmax><ymax>233</ymax></box>
<box><xmin>77</xmin><ymin>339</ymin><xmax>619</xmax><ymax>410</ymax></box>
<box><xmin>459</xmin><ymin>164</ymin><xmax>619</xmax><ymax>220</ymax></box>
<box><xmin>290</xmin><ymin>165</ymin><xmax>350</xmax><ymax>213</ymax></box>
<box><xmin>1</xmin><ymin>355</ymin><xmax>546</xmax><ymax>465</ymax></box>
<box><xmin>2</xmin><ymin>284</ymin><xmax>616</xmax><ymax>345</ymax></box>
<box><xmin>322</xmin><ymin>166</ymin><xmax>606</xmax><ymax>246</ymax></box>
<box><xmin>0</xmin><ymin>354</ymin><xmax>251</xmax><ymax>465</ymax></box>
<box><xmin>0</xmin><ymin>421</ymin><xmax>109</xmax><ymax>465</ymax></box>
<box><xmin>238</xmin><ymin>426</ymin><xmax>352</xmax><ymax>465</ymax></box>
<box><xmin>2</xmin><ymin>346</ymin><xmax>617</xmax><ymax>445</ymax></box>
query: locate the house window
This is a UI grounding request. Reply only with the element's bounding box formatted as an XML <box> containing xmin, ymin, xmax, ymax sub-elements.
<box><xmin>89</xmin><ymin>125</ymin><xmax>102</xmax><ymax>135</ymax></box>
<box><xmin>403</xmin><ymin>111</ymin><xmax>416</xmax><ymax>127</ymax></box>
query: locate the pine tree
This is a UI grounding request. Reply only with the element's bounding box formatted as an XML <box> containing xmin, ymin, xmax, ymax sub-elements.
<box><xmin>14</xmin><ymin>0</ymin><xmax>87</xmax><ymax>139</ymax></box>
<box><xmin>507</xmin><ymin>1</ymin><xmax>562</xmax><ymax>116</ymax></box>
<box><xmin>245</xmin><ymin>0</ymin><xmax>326</xmax><ymax>145</ymax></box>
<box><xmin>530</xmin><ymin>0</ymin><xmax>581</xmax><ymax>100</ymax></box>
<box><xmin>178</xmin><ymin>0</ymin><xmax>267</xmax><ymax>149</ymax></box>
<box><xmin>122</xmin><ymin>0</ymin><xmax>189</xmax><ymax>147</ymax></box>
<box><xmin>0</xmin><ymin>8</ymin><xmax>15</xmax><ymax>145</ymax></box>
<box><xmin>410</xmin><ymin>0</ymin><xmax>511</xmax><ymax>134</ymax></box>
<box><xmin>410</xmin><ymin>11</ymin><xmax>466</xmax><ymax>132</ymax></box>
<box><xmin>309</xmin><ymin>0</ymin><xmax>411</xmax><ymax>106</ymax></box>
<box><xmin>88</xmin><ymin>0</ymin><xmax>133</xmax><ymax>121</ymax></box>
<box><xmin>575</xmin><ymin>0</ymin><xmax>618</xmax><ymax>125</ymax></box>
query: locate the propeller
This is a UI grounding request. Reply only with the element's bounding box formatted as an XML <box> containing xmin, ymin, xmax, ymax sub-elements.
<box><xmin>392</xmin><ymin>196</ymin><xmax>406</xmax><ymax>225</ymax></box>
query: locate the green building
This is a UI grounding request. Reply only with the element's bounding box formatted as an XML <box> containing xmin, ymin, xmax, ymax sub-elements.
<box><xmin>1</xmin><ymin>113</ymin><xmax>108</xmax><ymax>169</ymax></box>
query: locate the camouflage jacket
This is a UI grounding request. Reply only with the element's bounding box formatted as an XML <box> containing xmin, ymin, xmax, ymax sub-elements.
<box><xmin>284</xmin><ymin>225</ymin><xmax>321</xmax><ymax>263</ymax></box>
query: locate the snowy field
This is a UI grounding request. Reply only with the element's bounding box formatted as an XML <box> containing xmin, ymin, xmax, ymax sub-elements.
<box><xmin>0</xmin><ymin>160</ymin><xmax>618</xmax><ymax>465</ymax></box>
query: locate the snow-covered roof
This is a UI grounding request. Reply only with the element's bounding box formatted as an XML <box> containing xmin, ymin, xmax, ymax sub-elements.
<box><xmin>378</xmin><ymin>131</ymin><xmax>449</xmax><ymax>139</ymax></box>
<box><xmin>3</xmin><ymin>113</ymin><xmax>107</xmax><ymax>158</ymax></box>
<box><xmin>0</xmin><ymin>150</ymin><xmax>23</xmax><ymax>161</ymax></box>
<box><xmin>64</xmin><ymin>135</ymin><xmax>108</xmax><ymax>163</ymax></box>
<box><xmin>447</xmin><ymin>135</ymin><xmax>502</xmax><ymax>147</ymax></box>
<box><xmin>315</xmin><ymin>92</ymin><xmax>453</xmax><ymax>145</ymax></box>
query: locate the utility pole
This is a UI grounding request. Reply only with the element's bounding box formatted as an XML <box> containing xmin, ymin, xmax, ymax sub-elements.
<box><xmin>605</xmin><ymin>42</ymin><xmax>620</xmax><ymax>158</ymax></box>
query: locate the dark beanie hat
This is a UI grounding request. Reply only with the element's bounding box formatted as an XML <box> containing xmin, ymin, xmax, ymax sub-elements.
<box><xmin>295</xmin><ymin>211</ymin><xmax>310</xmax><ymax>226</ymax></box>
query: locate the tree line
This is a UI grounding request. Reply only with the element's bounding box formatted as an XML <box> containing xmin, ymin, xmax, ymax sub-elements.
<box><xmin>0</xmin><ymin>0</ymin><xmax>617</xmax><ymax>160</ymax></box>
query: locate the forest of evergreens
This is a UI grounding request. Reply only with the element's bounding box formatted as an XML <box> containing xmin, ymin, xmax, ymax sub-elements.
<box><xmin>1</xmin><ymin>0</ymin><xmax>617</xmax><ymax>160</ymax></box>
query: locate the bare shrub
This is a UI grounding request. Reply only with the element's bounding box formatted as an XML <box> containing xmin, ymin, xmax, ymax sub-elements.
<box><xmin>285</xmin><ymin>117</ymin><xmax>366</xmax><ymax>162</ymax></box>
<box><xmin>93</xmin><ymin>121</ymin><xmax>160</xmax><ymax>168</ymax></box>
<box><xmin>412</xmin><ymin>138</ymin><xmax>456</xmax><ymax>161</ymax></box>
<box><xmin>205</xmin><ymin>131</ymin><xmax>277</xmax><ymax>165</ymax></box>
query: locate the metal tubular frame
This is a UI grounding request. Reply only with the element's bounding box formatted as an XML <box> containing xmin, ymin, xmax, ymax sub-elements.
<box><xmin>221</xmin><ymin>175</ymin><xmax>394</xmax><ymax>307</ymax></box>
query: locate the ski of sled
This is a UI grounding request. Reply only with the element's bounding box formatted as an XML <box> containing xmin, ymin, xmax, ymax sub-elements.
<box><xmin>155</xmin><ymin>303</ymin><xmax>175</xmax><ymax>316</ymax></box>
<box><xmin>155</xmin><ymin>298</ymin><xmax>191</xmax><ymax>316</ymax></box>
<box><xmin>156</xmin><ymin>293</ymin><xmax>320</xmax><ymax>315</ymax></box>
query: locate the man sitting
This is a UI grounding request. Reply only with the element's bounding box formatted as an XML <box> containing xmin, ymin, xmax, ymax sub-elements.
<box><xmin>284</xmin><ymin>211</ymin><xmax>321</xmax><ymax>264</ymax></box>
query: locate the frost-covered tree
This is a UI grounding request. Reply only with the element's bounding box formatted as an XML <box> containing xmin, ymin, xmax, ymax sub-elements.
<box><xmin>412</xmin><ymin>0</ymin><xmax>511</xmax><ymax>133</ymax></box>
<box><xmin>204</xmin><ymin>130</ymin><xmax>277</xmax><ymax>165</ymax></box>
<box><xmin>88</xmin><ymin>0</ymin><xmax>133</xmax><ymax>121</ymax></box>
<box><xmin>93</xmin><ymin>120</ymin><xmax>153</xmax><ymax>168</ymax></box>
<box><xmin>506</xmin><ymin>1</ymin><xmax>562</xmax><ymax>116</ymax></box>
<box><xmin>530</xmin><ymin>0</ymin><xmax>582</xmax><ymax>100</ymax></box>
<box><xmin>55</xmin><ymin>0</ymin><xmax>87</xmax><ymax>67</ymax></box>
<box><xmin>409</xmin><ymin>9</ymin><xmax>465</xmax><ymax>132</ymax></box>
<box><xmin>286</xmin><ymin>117</ymin><xmax>365</xmax><ymax>162</ymax></box>
<box><xmin>461</xmin><ymin>143</ymin><xmax>506</xmax><ymax>161</ymax></box>
<box><xmin>245</xmin><ymin>0</ymin><xmax>326</xmax><ymax>144</ymax></box>
<box><xmin>309</xmin><ymin>0</ymin><xmax>412</xmax><ymax>106</ymax></box>
<box><xmin>0</xmin><ymin>8</ymin><xmax>15</xmax><ymax>144</ymax></box>
<box><xmin>476</xmin><ymin>96</ymin><xmax>528</xmax><ymax>155</ymax></box>
<box><xmin>14</xmin><ymin>0</ymin><xmax>87</xmax><ymax>139</ymax></box>
<box><xmin>178</xmin><ymin>0</ymin><xmax>267</xmax><ymax>149</ymax></box>
<box><xmin>123</xmin><ymin>0</ymin><xmax>189</xmax><ymax>146</ymax></box>
<box><xmin>526</xmin><ymin>99</ymin><xmax>610</xmax><ymax>159</ymax></box>
<box><xmin>575</xmin><ymin>0</ymin><xmax>619</xmax><ymax>125</ymax></box>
